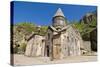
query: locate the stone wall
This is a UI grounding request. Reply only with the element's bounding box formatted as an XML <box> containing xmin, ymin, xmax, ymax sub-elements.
<box><xmin>83</xmin><ymin>41</ymin><xmax>91</xmax><ymax>52</ymax></box>
<box><xmin>25</xmin><ymin>35</ymin><xmax>45</xmax><ymax>57</ymax></box>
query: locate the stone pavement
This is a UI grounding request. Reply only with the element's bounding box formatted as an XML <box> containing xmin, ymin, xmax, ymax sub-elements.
<box><xmin>13</xmin><ymin>54</ymin><xmax>97</xmax><ymax>66</ymax></box>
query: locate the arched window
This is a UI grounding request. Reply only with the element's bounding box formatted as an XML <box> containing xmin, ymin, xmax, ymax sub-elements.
<box><xmin>67</xmin><ymin>37</ymin><xmax>69</xmax><ymax>42</ymax></box>
<box><xmin>48</xmin><ymin>33</ymin><xmax>50</xmax><ymax>39</ymax></box>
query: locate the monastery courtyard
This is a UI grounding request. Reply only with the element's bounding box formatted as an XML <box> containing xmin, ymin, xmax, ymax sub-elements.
<box><xmin>13</xmin><ymin>54</ymin><xmax>97</xmax><ymax>66</ymax></box>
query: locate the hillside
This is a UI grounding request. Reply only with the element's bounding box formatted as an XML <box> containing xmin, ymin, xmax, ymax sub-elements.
<box><xmin>73</xmin><ymin>11</ymin><xmax>97</xmax><ymax>41</ymax></box>
<box><xmin>72</xmin><ymin>11</ymin><xmax>97</xmax><ymax>51</ymax></box>
<box><xmin>13</xmin><ymin>22</ymin><xmax>48</xmax><ymax>53</ymax></box>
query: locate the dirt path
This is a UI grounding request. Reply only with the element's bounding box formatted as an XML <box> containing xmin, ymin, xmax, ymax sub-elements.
<box><xmin>13</xmin><ymin>54</ymin><xmax>97</xmax><ymax>66</ymax></box>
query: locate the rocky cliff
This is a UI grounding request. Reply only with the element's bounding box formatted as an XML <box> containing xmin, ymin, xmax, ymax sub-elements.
<box><xmin>73</xmin><ymin>11</ymin><xmax>97</xmax><ymax>52</ymax></box>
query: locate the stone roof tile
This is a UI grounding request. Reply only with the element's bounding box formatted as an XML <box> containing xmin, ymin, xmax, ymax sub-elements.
<box><xmin>54</xmin><ymin>8</ymin><xmax>65</xmax><ymax>17</ymax></box>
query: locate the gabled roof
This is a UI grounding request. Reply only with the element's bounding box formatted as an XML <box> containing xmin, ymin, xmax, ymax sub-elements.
<box><xmin>26</xmin><ymin>32</ymin><xmax>35</xmax><ymax>41</ymax></box>
<box><xmin>49</xmin><ymin>25</ymin><xmax>70</xmax><ymax>33</ymax></box>
<box><xmin>54</xmin><ymin>8</ymin><xmax>65</xmax><ymax>17</ymax></box>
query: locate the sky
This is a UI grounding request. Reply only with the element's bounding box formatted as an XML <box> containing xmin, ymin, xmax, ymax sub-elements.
<box><xmin>12</xmin><ymin>1</ymin><xmax>97</xmax><ymax>26</ymax></box>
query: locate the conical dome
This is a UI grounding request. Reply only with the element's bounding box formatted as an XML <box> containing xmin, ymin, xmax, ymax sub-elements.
<box><xmin>52</xmin><ymin>8</ymin><xmax>66</xmax><ymax>28</ymax></box>
<box><xmin>54</xmin><ymin>8</ymin><xmax>65</xmax><ymax>17</ymax></box>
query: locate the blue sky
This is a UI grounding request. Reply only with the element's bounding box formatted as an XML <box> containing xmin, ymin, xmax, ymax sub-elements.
<box><xmin>12</xmin><ymin>1</ymin><xmax>97</xmax><ymax>26</ymax></box>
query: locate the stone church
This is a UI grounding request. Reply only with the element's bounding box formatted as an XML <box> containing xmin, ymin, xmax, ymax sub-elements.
<box><xmin>45</xmin><ymin>8</ymin><xmax>83</xmax><ymax>60</ymax></box>
<box><xmin>25</xmin><ymin>8</ymin><xmax>83</xmax><ymax>60</ymax></box>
